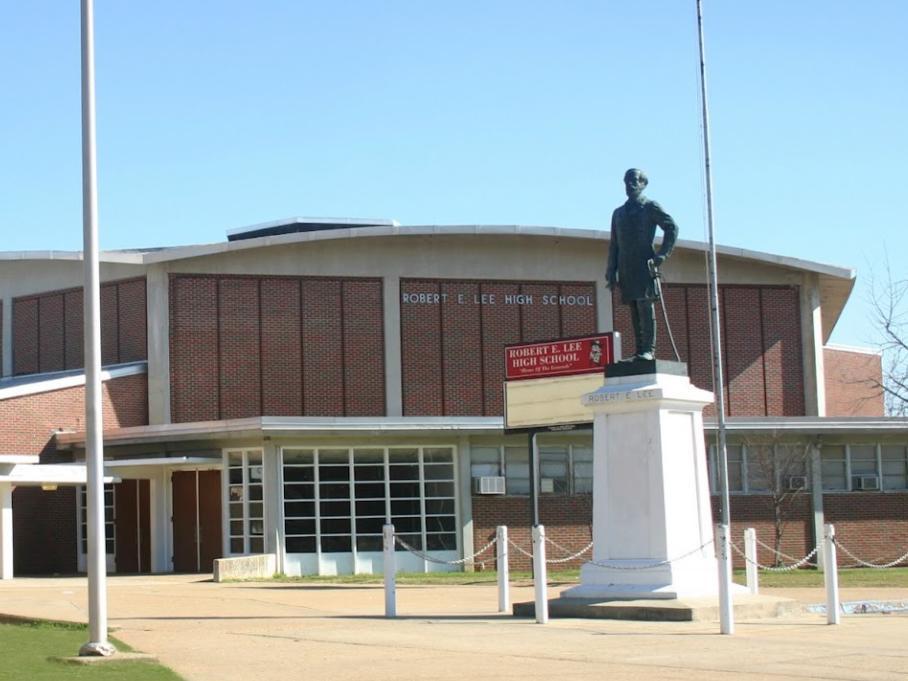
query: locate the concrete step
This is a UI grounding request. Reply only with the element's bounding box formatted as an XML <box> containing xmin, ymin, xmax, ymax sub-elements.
<box><xmin>514</xmin><ymin>593</ymin><xmax>799</xmax><ymax>621</ymax></box>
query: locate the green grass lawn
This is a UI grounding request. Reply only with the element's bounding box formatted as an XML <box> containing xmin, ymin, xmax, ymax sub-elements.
<box><xmin>732</xmin><ymin>567</ymin><xmax>908</xmax><ymax>589</ymax></box>
<box><xmin>263</xmin><ymin>566</ymin><xmax>908</xmax><ymax>589</ymax></box>
<box><xmin>0</xmin><ymin>620</ymin><xmax>183</xmax><ymax>681</ymax></box>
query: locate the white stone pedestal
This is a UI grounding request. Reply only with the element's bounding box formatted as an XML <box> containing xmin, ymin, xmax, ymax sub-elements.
<box><xmin>563</xmin><ymin>370</ymin><xmax>718</xmax><ymax>600</ymax></box>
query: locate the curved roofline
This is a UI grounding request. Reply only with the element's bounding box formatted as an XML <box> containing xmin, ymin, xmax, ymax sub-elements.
<box><xmin>137</xmin><ymin>223</ymin><xmax>855</xmax><ymax>281</ymax></box>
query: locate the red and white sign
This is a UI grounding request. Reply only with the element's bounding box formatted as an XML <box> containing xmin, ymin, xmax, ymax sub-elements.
<box><xmin>504</xmin><ymin>333</ymin><xmax>615</xmax><ymax>381</ymax></box>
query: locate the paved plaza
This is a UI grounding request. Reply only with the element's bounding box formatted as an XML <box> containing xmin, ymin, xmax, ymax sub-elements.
<box><xmin>1</xmin><ymin>575</ymin><xmax>907</xmax><ymax>681</ymax></box>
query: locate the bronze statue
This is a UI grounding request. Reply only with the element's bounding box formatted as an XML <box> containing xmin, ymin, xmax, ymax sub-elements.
<box><xmin>606</xmin><ymin>169</ymin><xmax>678</xmax><ymax>361</ymax></box>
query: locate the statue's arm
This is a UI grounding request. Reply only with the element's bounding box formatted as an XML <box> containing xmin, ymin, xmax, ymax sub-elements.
<box><xmin>606</xmin><ymin>210</ymin><xmax>619</xmax><ymax>287</ymax></box>
<box><xmin>652</xmin><ymin>201</ymin><xmax>678</xmax><ymax>263</ymax></box>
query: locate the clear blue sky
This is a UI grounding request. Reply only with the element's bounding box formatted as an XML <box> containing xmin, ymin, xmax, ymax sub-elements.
<box><xmin>1</xmin><ymin>1</ymin><xmax>905</xmax><ymax>349</ymax></box>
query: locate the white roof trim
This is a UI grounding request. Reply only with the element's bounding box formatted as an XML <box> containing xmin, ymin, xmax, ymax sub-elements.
<box><xmin>825</xmin><ymin>343</ymin><xmax>882</xmax><ymax>356</ymax></box>
<box><xmin>0</xmin><ymin>463</ymin><xmax>117</xmax><ymax>485</ymax></box>
<box><xmin>135</xmin><ymin>224</ymin><xmax>855</xmax><ymax>280</ymax></box>
<box><xmin>104</xmin><ymin>456</ymin><xmax>221</xmax><ymax>468</ymax></box>
<box><xmin>0</xmin><ymin>224</ymin><xmax>855</xmax><ymax>282</ymax></box>
<box><xmin>0</xmin><ymin>361</ymin><xmax>147</xmax><ymax>402</ymax></box>
<box><xmin>0</xmin><ymin>250</ymin><xmax>144</xmax><ymax>264</ymax></box>
<box><xmin>0</xmin><ymin>455</ymin><xmax>39</xmax><ymax>465</ymax></box>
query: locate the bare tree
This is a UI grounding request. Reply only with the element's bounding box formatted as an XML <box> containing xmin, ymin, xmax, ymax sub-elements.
<box><xmin>741</xmin><ymin>435</ymin><xmax>812</xmax><ymax>566</ymax></box>
<box><xmin>868</xmin><ymin>258</ymin><xmax>908</xmax><ymax>416</ymax></box>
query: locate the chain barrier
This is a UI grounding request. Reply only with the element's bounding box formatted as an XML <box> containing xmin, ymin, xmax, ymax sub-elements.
<box><xmin>836</xmin><ymin>541</ymin><xmax>908</xmax><ymax>569</ymax></box>
<box><xmin>730</xmin><ymin>540</ymin><xmax>818</xmax><ymax>571</ymax></box>
<box><xmin>754</xmin><ymin>536</ymin><xmax>818</xmax><ymax>565</ymax></box>
<box><xmin>544</xmin><ymin>537</ymin><xmax>594</xmax><ymax>564</ymax></box>
<box><xmin>508</xmin><ymin>537</ymin><xmax>536</xmax><ymax>559</ymax></box>
<box><xmin>393</xmin><ymin>535</ymin><xmax>497</xmax><ymax>566</ymax></box>
<box><xmin>585</xmin><ymin>539</ymin><xmax>713</xmax><ymax>570</ymax></box>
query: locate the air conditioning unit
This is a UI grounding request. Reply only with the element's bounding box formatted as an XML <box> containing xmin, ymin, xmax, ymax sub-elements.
<box><xmin>786</xmin><ymin>475</ymin><xmax>808</xmax><ymax>491</ymax></box>
<box><xmin>473</xmin><ymin>476</ymin><xmax>506</xmax><ymax>495</ymax></box>
<box><xmin>852</xmin><ymin>474</ymin><xmax>880</xmax><ymax>491</ymax></box>
<box><xmin>540</xmin><ymin>478</ymin><xmax>555</xmax><ymax>494</ymax></box>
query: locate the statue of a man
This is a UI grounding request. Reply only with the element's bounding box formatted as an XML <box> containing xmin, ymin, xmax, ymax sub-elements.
<box><xmin>606</xmin><ymin>169</ymin><xmax>678</xmax><ymax>361</ymax></box>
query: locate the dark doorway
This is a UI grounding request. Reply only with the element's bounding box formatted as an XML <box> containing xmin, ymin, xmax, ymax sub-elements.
<box><xmin>172</xmin><ymin>470</ymin><xmax>223</xmax><ymax>573</ymax></box>
<box><xmin>114</xmin><ymin>479</ymin><xmax>151</xmax><ymax>573</ymax></box>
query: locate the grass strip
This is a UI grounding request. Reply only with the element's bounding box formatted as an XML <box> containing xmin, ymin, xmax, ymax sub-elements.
<box><xmin>251</xmin><ymin>566</ymin><xmax>908</xmax><ymax>589</ymax></box>
<box><xmin>0</xmin><ymin>620</ymin><xmax>183</xmax><ymax>681</ymax></box>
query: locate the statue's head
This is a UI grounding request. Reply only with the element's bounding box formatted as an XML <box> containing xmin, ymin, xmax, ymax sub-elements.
<box><xmin>624</xmin><ymin>168</ymin><xmax>648</xmax><ymax>200</ymax></box>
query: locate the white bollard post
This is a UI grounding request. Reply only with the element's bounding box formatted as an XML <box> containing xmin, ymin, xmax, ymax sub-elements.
<box><xmin>823</xmin><ymin>523</ymin><xmax>840</xmax><ymax>625</ymax></box>
<box><xmin>0</xmin><ymin>483</ymin><xmax>13</xmax><ymax>580</ymax></box>
<box><xmin>532</xmin><ymin>524</ymin><xmax>548</xmax><ymax>624</ymax></box>
<box><xmin>744</xmin><ymin>528</ymin><xmax>758</xmax><ymax>595</ymax></box>
<box><xmin>497</xmin><ymin>526</ymin><xmax>509</xmax><ymax>614</ymax></box>
<box><xmin>383</xmin><ymin>524</ymin><xmax>397</xmax><ymax>618</ymax></box>
<box><xmin>716</xmin><ymin>523</ymin><xmax>735</xmax><ymax>635</ymax></box>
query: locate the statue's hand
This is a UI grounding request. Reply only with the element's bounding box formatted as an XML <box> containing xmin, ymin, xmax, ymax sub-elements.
<box><xmin>606</xmin><ymin>271</ymin><xmax>617</xmax><ymax>289</ymax></box>
<box><xmin>653</xmin><ymin>255</ymin><xmax>666</xmax><ymax>267</ymax></box>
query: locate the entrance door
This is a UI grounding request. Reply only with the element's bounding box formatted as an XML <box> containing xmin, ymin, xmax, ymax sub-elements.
<box><xmin>172</xmin><ymin>470</ymin><xmax>223</xmax><ymax>573</ymax></box>
<box><xmin>114</xmin><ymin>479</ymin><xmax>151</xmax><ymax>573</ymax></box>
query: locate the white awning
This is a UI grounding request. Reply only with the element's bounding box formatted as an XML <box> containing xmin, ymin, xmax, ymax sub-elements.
<box><xmin>0</xmin><ymin>463</ymin><xmax>117</xmax><ymax>486</ymax></box>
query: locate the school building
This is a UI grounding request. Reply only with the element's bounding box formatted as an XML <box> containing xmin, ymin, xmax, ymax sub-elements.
<box><xmin>0</xmin><ymin>218</ymin><xmax>903</xmax><ymax>577</ymax></box>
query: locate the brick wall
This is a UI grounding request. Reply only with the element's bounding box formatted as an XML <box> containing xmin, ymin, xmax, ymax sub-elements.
<box><xmin>0</xmin><ymin>372</ymin><xmax>149</xmax><ymax>575</ymax></box>
<box><xmin>824</xmin><ymin>347</ymin><xmax>884</xmax><ymax>416</ymax></box>
<box><xmin>613</xmin><ymin>284</ymin><xmax>805</xmax><ymax>416</ymax></box>
<box><xmin>169</xmin><ymin>274</ymin><xmax>384</xmax><ymax>422</ymax></box>
<box><xmin>825</xmin><ymin>493</ymin><xmax>908</xmax><ymax>565</ymax></box>
<box><xmin>11</xmin><ymin>278</ymin><xmax>147</xmax><ymax>375</ymax></box>
<box><xmin>711</xmin><ymin>494</ymin><xmax>814</xmax><ymax>569</ymax></box>
<box><xmin>472</xmin><ymin>494</ymin><xmax>594</xmax><ymax>570</ymax></box>
<box><xmin>400</xmin><ymin>280</ymin><xmax>597</xmax><ymax>416</ymax></box>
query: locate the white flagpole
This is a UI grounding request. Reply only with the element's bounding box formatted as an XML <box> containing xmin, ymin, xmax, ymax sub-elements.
<box><xmin>79</xmin><ymin>0</ymin><xmax>115</xmax><ymax>657</ymax></box>
<box><xmin>695</xmin><ymin>0</ymin><xmax>734</xmax><ymax>635</ymax></box>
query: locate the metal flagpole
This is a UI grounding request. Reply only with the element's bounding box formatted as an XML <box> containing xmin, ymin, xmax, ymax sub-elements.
<box><xmin>79</xmin><ymin>0</ymin><xmax>115</xmax><ymax>657</ymax></box>
<box><xmin>695</xmin><ymin>0</ymin><xmax>734</xmax><ymax>635</ymax></box>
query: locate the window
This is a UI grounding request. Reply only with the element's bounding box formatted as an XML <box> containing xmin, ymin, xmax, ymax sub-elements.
<box><xmin>79</xmin><ymin>484</ymin><xmax>115</xmax><ymax>555</ymax></box>
<box><xmin>473</xmin><ymin>442</ymin><xmax>593</xmax><ymax>496</ymax></box>
<box><xmin>539</xmin><ymin>446</ymin><xmax>569</xmax><ymax>494</ymax></box>
<box><xmin>505</xmin><ymin>447</ymin><xmax>530</xmax><ymax>495</ymax></box>
<box><xmin>227</xmin><ymin>449</ymin><xmax>265</xmax><ymax>555</ymax></box>
<box><xmin>470</xmin><ymin>447</ymin><xmax>501</xmax><ymax>479</ymax></box>
<box><xmin>744</xmin><ymin>444</ymin><xmax>772</xmax><ymax>493</ymax></box>
<box><xmin>821</xmin><ymin>445</ymin><xmax>847</xmax><ymax>491</ymax></box>
<box><xmin>881</xmin><ymin>445</ymin><xmax>908</xmax><ymax>490</ymax></box>
<box><xmin>282</xmin><ymin>446</ymin><xmax>457</xmax><ymax>555</ymax></box>
<box><xmin>572</xmin><ymin>446</ymin><xmax>593</xmax><ymax>494</ymax></box>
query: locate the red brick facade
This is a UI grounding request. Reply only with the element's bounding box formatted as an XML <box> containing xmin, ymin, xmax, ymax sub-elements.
<box><xmin>400</xmin><ymin>280</ymin><xmax>597</xmax><ymax>416</ymax></box>
<box><xmin>613</xmin><ymin>284</ymin><xmax>805</xmax><ymax>416</ymax></box>
<box><xmin>0</xmin><ymin>373</ymin><xmax>149</xmax><ymax>575</ymax></box>
<box><xmin>473</xmin><ymin>494</ymin><xmax>594</xmax><ymax>570</ymax></box>
<box><xmin>169</xmin><ymin>274</ymin><xmax>385</xmax><ymax>422</ymax></box>
<box><xmin>824</xmin><ymin>347</ymin><xmax>884</xmax><ymax>416</ymax></box>
<box><xmin>11</xmin><ymin>277</ymin><xmax>147</xmax><ymax>375</ymax></box>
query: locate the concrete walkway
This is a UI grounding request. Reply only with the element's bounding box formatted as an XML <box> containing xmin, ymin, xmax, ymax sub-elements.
<box><xmin>2</xmin><ymin>575</ymin><xmax>908</xmax><ymax>681</ymax></box>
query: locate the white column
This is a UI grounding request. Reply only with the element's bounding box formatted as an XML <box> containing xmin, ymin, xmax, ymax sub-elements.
<box><xmin>800</xmin><ymin>274</ymin><xmax>826</xmax><ymax>417</ymax></box>
<box><xmin>456</xmin><ymin>436</ymin><xmax>474</xmax><ymax>571</ymax></box>
<box><xmin>0</xmin><ymin>483</ymin><xmax>13</xmax><ymax>579</ymax></box>
<box><xmin>824</xmin><ymin>524</ymin><xmax>840</xmax><ymax>625</ymax></box>
<box><xmin>146</xmin><ymin>266</ymin><xmax>171</xmax><ymax>425</ymax></box>
<box><xmin>496</xmin><ymin>525</ymin><xmax>509</xmax><ymax>613</ymax></box>
<box><xmin>744</xmin><ymin>527</ymin><xmax>758</xmax><ymax>595</ymax></box>
<box><xmin>532</xmin><ymin>524</ymin><xmax>548</xmax><ymax>624</ymax></box>
<box><xmin>383</xmin><ymin>275</ymin><xmax>402</xmax><ymax>416</ymax></box>
<box><xmin>1</xmin><ymin>296</ymin><xmax>12</xmax><ymax>378</ymax></box>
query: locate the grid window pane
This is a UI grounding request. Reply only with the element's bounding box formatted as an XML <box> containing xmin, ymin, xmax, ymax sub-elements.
<box><xmin>881</xmin><ymin>445</ymin><xmax>908</xmax><ymax>490</ymax></box>
<box><xmin>539</xmin><ymin>446</ymin><xmax>569</xmax><ymax>495</ymax></box>
<box><xmin>470</xmin><ymin>447</ymin><xmax>501</xmax><ymax>478</ymax></box>
<box><xmin>505</xmin><ymin>447</ymin><xmax>530</xmax><ymax>495</ymax></box>
<box><xmin>850</xmin><ymin>445</ymin><xmax>878</xmax><ymax>475</ymax></box>
<box><xmin>821</xmin><ymin>446</ymin><xmax>847</xmax><ymax>490</ymax></box>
